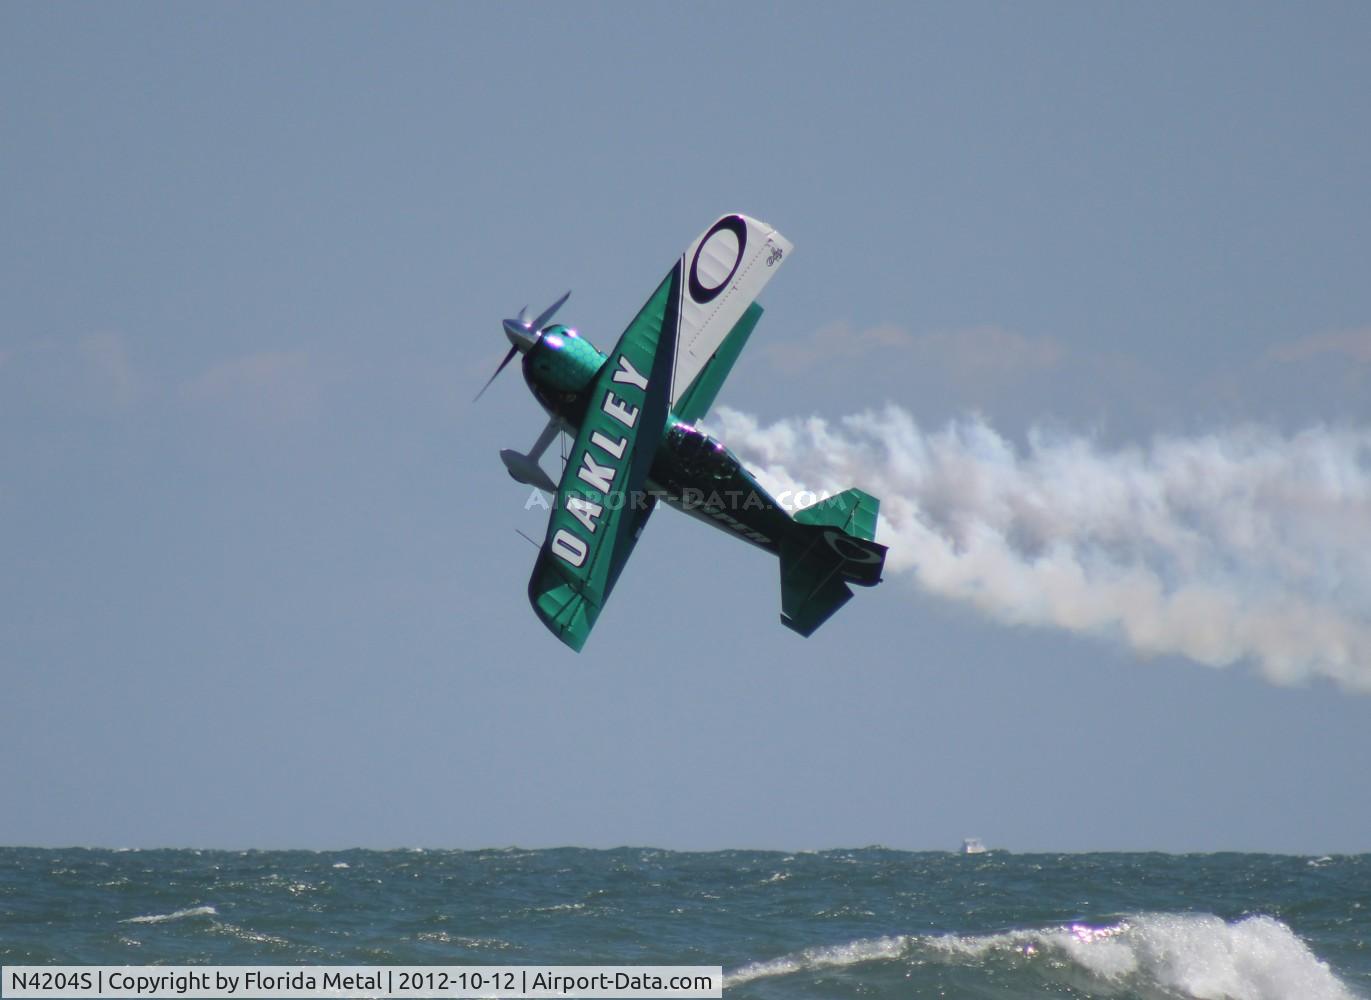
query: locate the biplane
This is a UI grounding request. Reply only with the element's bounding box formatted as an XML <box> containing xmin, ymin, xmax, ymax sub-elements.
<box><xmin>479</xmin><ymin>214</ymin><xmax>887</xmax><ymax>650</ymax></box>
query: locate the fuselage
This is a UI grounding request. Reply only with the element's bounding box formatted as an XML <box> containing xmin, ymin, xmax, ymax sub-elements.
<box><xmin>522</xmin><ymin>324</ymin><xmax>794</xmax><ymax>554</ymax></box>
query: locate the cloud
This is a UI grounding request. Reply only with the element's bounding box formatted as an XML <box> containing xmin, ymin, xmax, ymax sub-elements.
<box><xmin>0</xmin><ymin>331</ymin><xmax>140</xmax><ymax>417</ymax></box>
<box><xmin>77</xmin><ymin>332</ymin><xmax>139</xmax><ymax>409</ymax></box>
<box><xmin>710</xmin><ymin>405</ymin><xmax>1371</xmax><ymax>693</ymax></box>
<box><xmin>1269</xmin><ymin>328</ymin><xmax>1371</xmax><ymax>365</ymax></box>
<box><xmin>179</xmin><ymin>351</ymin><xmax>325</xmax><ymax>424</ymax></box>
<box><xmin>762</xmin><ymin>322</ymin><xmax>1062</xmax><ymax>385</ymax></box>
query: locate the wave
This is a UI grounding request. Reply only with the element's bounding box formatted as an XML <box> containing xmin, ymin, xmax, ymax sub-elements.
<box><xmin>727</xmin><ymin>934</ymin><xmax>909</xmax><ymax>985</ymax></box>
<box><xmin>120</xmin><ymin>905</ymin><xmax>218</xmax><ymax>925</ymax></box>
<box><xmin>726</xmin><ymin>913</ymin><xmax>1358</xmax><ymax>1000</ymax></box>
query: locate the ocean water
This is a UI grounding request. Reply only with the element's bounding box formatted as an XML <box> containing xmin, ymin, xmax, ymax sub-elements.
<box><xmin>1</xmin><ymin>848</ymin><xmax>1367</xmax><ymax>999</ymax></box>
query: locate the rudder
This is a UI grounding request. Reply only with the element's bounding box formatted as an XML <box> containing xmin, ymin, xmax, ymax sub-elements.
<box><xmin>779</xmin><ymin>493</ymin><xmax>888</xmax><ymax>636</ymax></box>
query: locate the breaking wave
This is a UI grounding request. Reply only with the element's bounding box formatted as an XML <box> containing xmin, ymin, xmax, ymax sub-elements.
<box><xmin>725</xmin><ymin>913</ymin><xmax>1358</xmax><ymax>1000</ymax></box>
<box><xmin>120</xmin><ymin>905</ymin><xmax>218</xmax><ymax>925</ymax></box>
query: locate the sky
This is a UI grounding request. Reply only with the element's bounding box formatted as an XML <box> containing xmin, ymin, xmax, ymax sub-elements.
<box><xmin>3</xmin><ymin>3</ymin><xmax>1370</xmax><ymax>854</ymax></box>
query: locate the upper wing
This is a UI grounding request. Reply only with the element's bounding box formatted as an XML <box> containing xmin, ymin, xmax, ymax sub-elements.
<box><xmin>672</xmin><ymin>301</ymin><xmax>762</xmax><ymax>424</ymax></box>
<box><xmin>526</xmin><ymin>263</ymin><xmax>681</xmax><ymax>651</ymax></box>
<box><xmin>669</xmin><ymin>214</ymin><xmax>791</xmax><ymax>419</ymax></box>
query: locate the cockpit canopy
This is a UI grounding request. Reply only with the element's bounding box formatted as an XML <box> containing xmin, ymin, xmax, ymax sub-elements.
<box><xmin>666</xmin><ymin>423</ymin><xmax>739</xmax><ymax>481</ymax></box>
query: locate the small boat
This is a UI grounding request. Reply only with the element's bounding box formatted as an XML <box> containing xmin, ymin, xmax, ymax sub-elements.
<box><xmin>961</xmin><ymin>838</ymin><xmax>987</xmax><ymax>855</ymax></box>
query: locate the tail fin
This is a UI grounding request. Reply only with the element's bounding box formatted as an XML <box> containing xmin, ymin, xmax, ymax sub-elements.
<box><xmin>779</xmin><ymin>490</ymin><xmax>887</xmax><ymax>637</ymax></box>
<box><xmin>793</xmin><ymin>487</ymin><xmax>880</xmax><ymax>540</ymax></box>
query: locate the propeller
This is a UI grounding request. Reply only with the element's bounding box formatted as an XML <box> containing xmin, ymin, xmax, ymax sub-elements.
<box><xmin>474</xmin><ymin>345</ymin><xmax>517</xmax><ymax>402</ymax></box>
<box><xmin>474</xmin><ymin>291</ymin><xmax>570</xmax><ymax>402</ymax></box>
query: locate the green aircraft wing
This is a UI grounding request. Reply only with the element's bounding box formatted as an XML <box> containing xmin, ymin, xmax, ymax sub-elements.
<box><xmin>526</xmin><ymin>264</ymin><xmax>683</xmax><ymax>651</ymax></box>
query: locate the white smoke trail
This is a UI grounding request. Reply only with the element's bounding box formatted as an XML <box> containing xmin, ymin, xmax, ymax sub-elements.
<box><xmin>710</xmin><ymin>405</ymin><xmax>1371</xmax><ymax>692</ymax></box>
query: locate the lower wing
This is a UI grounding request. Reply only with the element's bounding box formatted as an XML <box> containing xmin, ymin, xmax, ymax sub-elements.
<box><xmin>527</xmin><ymin>263</ymin><xmax>681</xmax><ymax>650</ymax></box>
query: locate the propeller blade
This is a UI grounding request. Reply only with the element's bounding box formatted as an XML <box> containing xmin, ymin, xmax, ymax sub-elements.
<box><xmin>484</xmin><ymin>291</ymin><xmax>571</xmax><ymax>400</ymax></box>
<box><xmin>529</xmin><ymin>290</ymin><xmax>571</xmax><ymax>333</ymax></box>
<box><xmin>474</xmin><ymin>344</ymin><xmax>518</xmax><ymax>402</ymax></box>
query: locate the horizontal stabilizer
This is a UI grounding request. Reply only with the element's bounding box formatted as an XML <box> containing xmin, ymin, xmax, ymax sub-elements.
<box><xmin>779</xmin><ymin>543</ymin><xmax>854</xmax><ymax>637</ymax></box>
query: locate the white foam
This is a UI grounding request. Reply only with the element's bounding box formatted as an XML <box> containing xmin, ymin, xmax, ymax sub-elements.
<box><xmin>726</xmin><ymin>935</ymin><xmax>911</xmax><ymax>986</ymax></box>
<box><xmin>213</xmin><ymin>923</ymin><xmax>291</xmax><ymax>948</ymax></box>
<box><xmin>940</xmin><ymin>913</ymin><xmax>1361</xmax><ymax>1000</ymax></box>
<box><xmin>120</xmin><ymin>905</ymin><xmax>218</xmax><ymax>925</ymax></box>
<box><xmin>727</xmin><ymin>913</ymin><xmax>1358</xmax><ymax>1000</ymax></box>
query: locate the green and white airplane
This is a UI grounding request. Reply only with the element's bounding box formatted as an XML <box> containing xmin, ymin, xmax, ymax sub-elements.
<box><xmin>480</xmin><ymin>213</ymin><xmax>887</xmax><ymax>651</ymax></box>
